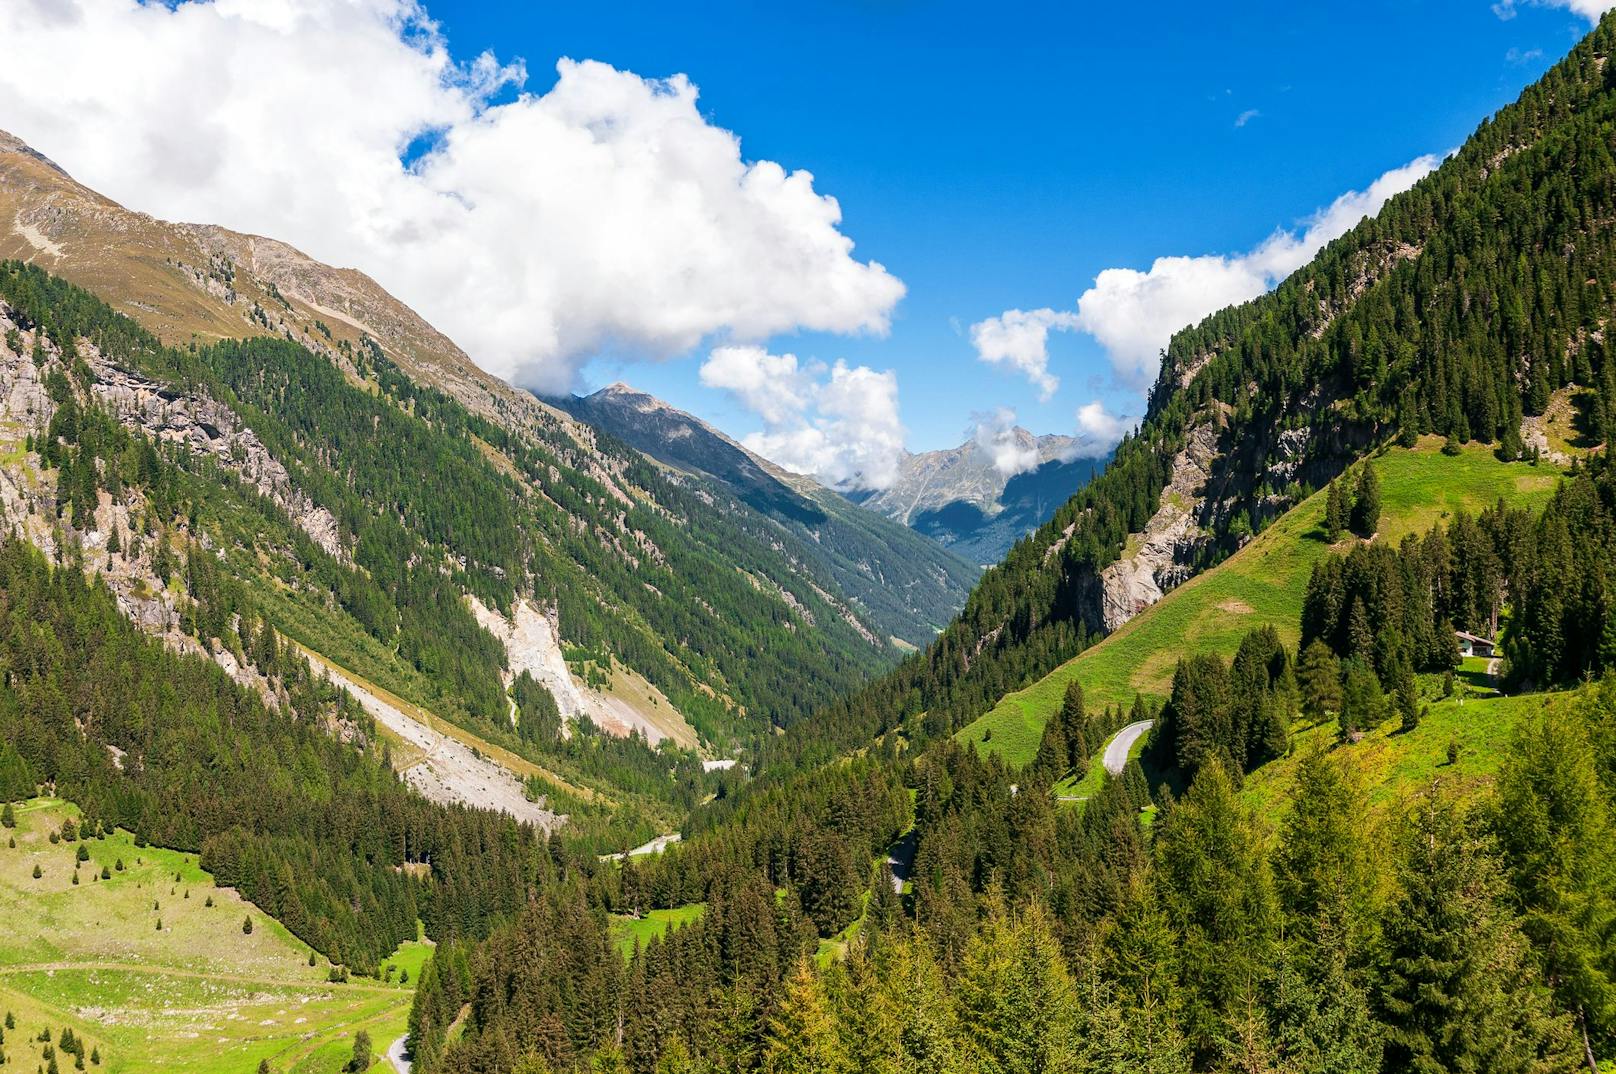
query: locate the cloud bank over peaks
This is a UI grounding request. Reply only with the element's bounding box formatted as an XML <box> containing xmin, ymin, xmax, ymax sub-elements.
<box><xmin>969</xmin><ymin>154</ymin><xmax>1442</xmax><ymax>394</ymax></box>
<box><xmin>699</xmin><ymin>345</ymin><xmax>906</xmax><ymax>491</ymax></box>
<box><xmin>1073</xmin><ymin>400</ymin><xmax>1135</xmax><ymax>457</ymax></box>
<box><xmin>0</xmin><ymin>0</ymin><xmax>905</xmax><ymax>393</ymax></box>
<box><xmin>970</xmin><ymin>408</ymin><xmax>1039</xmax><ymax>477</ymax></box>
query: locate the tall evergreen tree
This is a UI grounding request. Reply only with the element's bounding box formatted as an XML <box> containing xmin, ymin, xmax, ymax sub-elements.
<box><xmin>1349</xmin><ymin>465</ymin><xmax>1381</xmax><ymax>539</ymax></box>
<box><xmin>1324</xmin><ymin>479</ymin><xmax>1351</xmax><ymax>542</ymax></box>
<box><xmin>1493</xmin><ymin>710</ymin><xmax>1616</xmax><ymax>1067</ymax></box>
<box><xmin>1297</xmin><ymin>641</ymin><xmax>1342</xmax><ymax>724</ymax></box>
<box><xmin>1377</xmin><ymin>792</ymin><xmax>1576</xmax><ymax>1074</ymax></box>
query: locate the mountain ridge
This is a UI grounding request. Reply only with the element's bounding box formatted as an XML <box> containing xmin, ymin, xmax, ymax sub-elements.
<box><xmin>549</xmin><ymin>381</ymin><xmax>979</xmax><ymax>647</ymax></box>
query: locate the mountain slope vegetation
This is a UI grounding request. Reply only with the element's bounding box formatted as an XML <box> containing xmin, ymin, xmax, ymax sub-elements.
<box><xmin>551</xmin><ymin>382</ymin><xmax>977</xmax><ymax>647</ymax></box>
<box><xmin>0</xmin><ymin>131</ymin><xmax>967</xmax><ymax>754</ymax></box>
<box><xmin>766</xmin><ymin>17</ymin><xmax>1616</xmax><ymax>772</ymax></box>
<box><xmin>960</xmin><ymin>437</ymin><xmax>1560</xmax><ymax>766</ymax></box>
<box><xmin>396</xmin><ymin>17</ymin><xmax>1616</xmax><ymax>1074</ymax></box>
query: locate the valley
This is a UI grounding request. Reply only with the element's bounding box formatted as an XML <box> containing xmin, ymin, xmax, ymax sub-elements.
<box><xmin>4</xmin><ymin>9</ymin><xmax>1616</xmax><ymax>1074</ymax></box>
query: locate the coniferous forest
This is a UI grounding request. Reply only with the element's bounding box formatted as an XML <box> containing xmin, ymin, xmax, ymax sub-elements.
<box><xmin>6</xmin><ymin>8</ymin><xmax>1616</xmax><ymax>1074</ymax></box>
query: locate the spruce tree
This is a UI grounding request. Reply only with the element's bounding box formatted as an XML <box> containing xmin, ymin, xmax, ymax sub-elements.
<box><xmin>1377</xmin><ymin>792</ymin><xmax>1575</xmax><ymax>1073</ymax></box>
<box><xmin>762</xmin><ymin>957</ymin><xmax>849</xmax><ymax>1074</ymax></box>
<box><xmin>1324</xmin><ymin>479</ymin><xmax>1350</xmax><ymax>542</ymax></box>
<box><xmin>1151</xmin><ymin>758</ymin><xmax>1278</xmax><ymax>1063</ymax></box>
<box><xmin>1298</xmin><ymin>641</ymin><xmax>1342</xmax><ymax>723</ymax></box>
<box><xmin>1493</xmin><ymin>709</ymin><xmax>1616</xmax><ymax>1065</ymax></box>
<box><xmin>1350</xmin><ymin>465</ymin><xmax>1381</xmax><ymax>538</ymax></box>
<box><xmin>954</xmin><ymin>895</ymin><xmax>1079</xmax><ymax>1074</ymax></box>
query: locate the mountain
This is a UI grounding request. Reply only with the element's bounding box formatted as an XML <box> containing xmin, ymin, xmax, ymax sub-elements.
<box><xmin>761</xmin><ymin>13</ymin><xmax>1616</xmax><ymax>778</ymax></box>
<box><xmin>849</xmin><ymin>429</ymin><xmax>1109</xmax><ymax>564</ymax></box>
<box><xmin>551</xmin><ymin>383</ymin><xmax>978</xmax><ymax>647</ymax></box>
<box><xmin>0</xmin><ymin>126</ymin><xmax>953</xmax><ymax>783</ymax></box>
<box><xmin>411</xmin><ymin>22</ymin><xmax>1616</xmax><ymax>1074</ymax></box>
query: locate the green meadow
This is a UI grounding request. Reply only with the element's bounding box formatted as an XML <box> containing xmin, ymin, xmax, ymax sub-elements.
<box><xmin>958</xmin><ymin>438</ymin><xmax>1560</xmax><ymax>768</ymax></box>
<box><xmin>608</xmin><ymin>904</ymin><xmax>707</xmax><ymax>959</ymax></box>
<box><xmin>0</xmin><ymin>798</ymin><xmax>416</xmax><ymax>1074</ymax></box>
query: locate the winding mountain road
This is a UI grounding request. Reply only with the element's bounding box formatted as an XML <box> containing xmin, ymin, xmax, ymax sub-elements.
<box><xmin>387</xmin><ymin>1034</ymin><xmax>412</xmax><ymax>1074</ymax></box>
<box><xmin>1103</xmin><ymin>720</ymin><xmax>1154</xmax><ymax>775</ymax></box>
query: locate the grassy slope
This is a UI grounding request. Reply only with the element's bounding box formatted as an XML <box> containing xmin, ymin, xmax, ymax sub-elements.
<box><xmin>958</xmin><ymin>438</ymin><xmax>1561</xmax><ymax>768</ymax></box>
<box><xmin>607</xmin><ymin>904</ymin><xmax>707</xmax><ymax>960</ymax></box>
<box><xmin>1240</xmin><ymin>686</ymin><xmax>1561</xmax><ymax>826</ymax></box>
<box><xmin>0</xmin><ymin>799</ymin><xmax>413</xmax><ymax>1074</ymax></box>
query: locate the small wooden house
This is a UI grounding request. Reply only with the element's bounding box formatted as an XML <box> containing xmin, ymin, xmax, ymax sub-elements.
<box><xmin>1456</xmin><ymin>630</ymin><xmax>1496</xmax><ymax>658</ymax></box>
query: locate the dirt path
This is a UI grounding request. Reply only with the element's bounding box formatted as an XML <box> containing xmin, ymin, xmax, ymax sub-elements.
<box><xmin>1103</xmin><ymin>720</ymin><xmax>1154</xmax><ymax>776</ymax></box>
<box><xmin>302</xmin><ymin>649</ymin><xmax>560</xmax><ymax>830</ymax></box>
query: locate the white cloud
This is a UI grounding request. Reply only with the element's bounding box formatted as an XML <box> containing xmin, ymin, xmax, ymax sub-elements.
<box><xmin>1073</xmin><ymin>400</ymin><xmax>1134</xmax><ymax>456</ymax></box>
<box><xmin>700</xmin><ymin>346</ymin><xmax>906</xmax><ymax>490</ymax></box>
<box><xmin>1068</xmin><ymin>153</ymin><xmax>1442</xmax><ymax>387</ymax></box>
<box><xmin>968</xmin><ymin>308</ymin><xmax>1079</xmax><ymax>399</ymax></box>
<box><xmin>971</xmin><ymin>408</ymin><xmax>1038</xmax><ymax>477</ymax></box>
<box><xmin>1496</xmin><ymin>0</ymin><xmax>1614</xmax><ymax>20</ymax></box>
<box><xmin>1235</xmin><ymin>109</ymin><xmax>1261</xmax><ymax>128</ymax></box>
<box><xmin>0</xmin><ymin>0</ymin><xmax>904</xmax><ymax>392</ymax></box>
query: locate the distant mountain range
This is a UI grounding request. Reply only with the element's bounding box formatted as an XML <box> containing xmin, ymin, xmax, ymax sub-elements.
<box><xmin>557</xmin><ymin>383</ymin><xmax>1107</xmax><ymax>569</ymax></box>
<box><xmin>548</xmin><ymin>383</ymin><xmax>980</xmax><ymax>646</ymax></box>
<box><xmin>850</xmin><ymin>430</ymin><xmax>1110</xmax><ymax>565</ymax></box>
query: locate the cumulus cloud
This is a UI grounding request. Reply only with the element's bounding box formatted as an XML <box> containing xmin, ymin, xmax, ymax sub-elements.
<box><xmin>700</xmin><ymin>346</ymin><xmax>906</xmax><ymax>490</ymax></box>
<box><xmin>968</xmin><ymin>308</ymin><xmax>1079</xmax><ymax>399</ymax></box>
<box><xmin>1495</xmin><ymin>0</ymin><xmax>1614</xmax><ymax>19</ymax></box>
<box><xmin>1067</xmin><ymin>154</ymin><xmax>1442</xmax><ymax>388</ymax></box>
<box><xmin>0</xmin><ymin>0</ymin><xmax>904</xmax><ymax>392</ymax></box>
<box><xmin>1072</xmin><ymin>400</ymin><xmax>1135</xmax><ymax>457</ymax></box>
<box><xmin>970</xmin><ymin>407</ymin><xmax>1039</xmax><ymax>477</ymax></box>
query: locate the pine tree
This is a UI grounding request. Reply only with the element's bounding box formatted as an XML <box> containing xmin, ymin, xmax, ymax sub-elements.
<box><xmin>1298</xmin><ymin>641</ymin><xmax>1341</xmax><ymax>723</ymax></box>
<box><xmin>1324</xmin><ymin>480</ymin><xmax>1350</xmax><ymax>542</ymax></box>
<box><xmin>1349</xmin><ymin>465</ymin><xmax>1380</xmax><ymax>539</ymax></box>
<box><xmin>1377</xmin><ymin>791</ymin><xmax>1576</xmax><ymax>1073</ymax></box>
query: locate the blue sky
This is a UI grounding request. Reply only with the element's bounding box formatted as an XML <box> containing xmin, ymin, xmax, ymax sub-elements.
<box><xmin>424</xmin><ymin>0</ymin><xmax>1592</xmax><ymax>452</ymax></box>
<box><xmin>0</xmin><ymin>0</ymin><xmax>1602</xmax><ymax>483</ymax></box>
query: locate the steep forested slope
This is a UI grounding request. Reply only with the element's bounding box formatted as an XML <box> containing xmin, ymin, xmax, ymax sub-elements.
<box><xmin>770</xmin><ymin>17</ymin><xmax>1616</xmax><ymax>769</ymax></box>
<box><xmin>551</xmin><ymin>382</ymin><xmax>978</xmax><ymax>647</ymax></box>
<box><xmin>0</xmin><ymin>259</ymin><xmax>900</xmax><ymax>759</ymax></box>
<box><xmin>0</xmin><ymin>133</ymin><xmax>966</xmax><ymax>752</ymax></box>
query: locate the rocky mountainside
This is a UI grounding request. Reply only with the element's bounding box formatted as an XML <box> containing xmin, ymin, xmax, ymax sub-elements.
<box><xmin>848</xmin><ymin>428</ymin><xmax>1107</xmax><ymax>565</ymax></box>
<box><xmin>0</xmin><ymin>128</ymin><xmax>935</xmax><ymax>770</ymax></box>
<box><xmin>551</xmin><ymin>382</ymin><xmax>978</xmax><ymax>645</ymax></box>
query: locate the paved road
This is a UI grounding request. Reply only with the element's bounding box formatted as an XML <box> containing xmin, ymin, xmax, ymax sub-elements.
<box><xmin>884</xmin><ymin>831</ymin><xmax>917</xmax><ymax>893</ymax></box>
<box><xmin>387</xmin><ymin>1034</ymin><xmax>411</xmax><ymax>1074</ymax></box>
<box><xmin>1103</xmin><ymin>720</ymin><xmax>1154</xmax><ymax>776</ymax></box>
